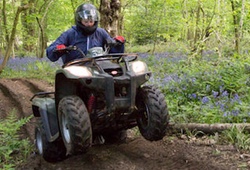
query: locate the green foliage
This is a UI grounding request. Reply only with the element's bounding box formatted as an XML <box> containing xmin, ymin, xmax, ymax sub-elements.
<box><xmin>147</xmin><ymin>52</ymin><xmax>250</xmax><ymax>124</ymax></box>
<box><xmin>0</xmin><ymin>110</ymin><xmax>33</xmax><ymax>169</ymax></box>
<box><xmin>126</xmin><ymin>41</ymin><xmax>189</xmax><ymax>54</ymax></box>
<box><xmin>0</xmin><ymin>0</ymin><xmax>249</xmax><ymax>58</ymax></box>
<box><xmin>124</xmin><ymin>0</ymin><xmax>181</xmax><ymax>45</ymax></box>
<box><xmin>222</xmin><ymin>126</ymin><xmax>250</xmax><ymax>150</ymax></box>
<box><xmin>25</xmin><ymin>61</ymin><xmax>58</xmax><ymax>83</ymax></box>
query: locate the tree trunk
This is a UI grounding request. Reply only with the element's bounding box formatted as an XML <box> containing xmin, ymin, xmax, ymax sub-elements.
<box><xmin>21</xmin><ymin>0</ymin><xmax>36</xmax><ymax>52</ymax></box>
<box><xmin>194</xmin><ymin>0</ymin><xmax>201</xmax><ymax>48</ymax></box>
<box><xmin>0</xmin><ymin>4</ymin><xmax>31</xmax><ymax>74</ymax></box>
<box><xmin>2</xmin><ymin>0</ymin><xmax>9</xmax><ymax>44</ymax></box>
<box><xmin>99</xmin><ymin>0</ymin><xmax>121</xmax><ymax>37</ymax></box>
<box><xmin>230</xmin><ymin>0</ymin><xmax>240</xmax><ymax>53</ymax></box>
<box><xmin>36</xmin><ymin>0</ymin><xmax>54</xmax><ymax>58</ymax></box>
<box><xmin>239</xmin><ymin>0</ymin><xmax>245</xmax><ymax>40</ymax></box>
<box><xmin>169</xmin><ymin>123</ymin><xmax>250</xmax><ymax>134</ymax></box>
<box><xmin>215</xmin><ymin>0</ymin><xmax>222</xmax><ymax>58</ymax></box>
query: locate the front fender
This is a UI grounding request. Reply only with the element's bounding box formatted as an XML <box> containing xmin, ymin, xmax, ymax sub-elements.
<box><xmin>56</xmin><ymin>66</ymin><xmax>93</xmax><ymax>79</ymax></box>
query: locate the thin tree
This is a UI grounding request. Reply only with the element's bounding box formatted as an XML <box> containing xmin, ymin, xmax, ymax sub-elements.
<box><xmin>230</xmin><ymin>0</ymin><xmax>245</xmax><ymax>54</ymax></box>
<box><xmin>230</xmin><ymin>0</ymin><xmax>239</xmax><ymax>53</ymax></box>
<box><xmin>36</xmin><ymin>0</ymin><xmax>54</xmax><ymax>58</ymax></box>
<box><xmin>0</xmin><ymin>3</ymin><xmax>33</xmax><ymax>73</ymax></box>
<box><xmin>21</xmin><ymin>0</ymin><xmax>36</xmax><ymax>52</ymax></box>
<box><xmin>2</xmin><ymin>0</ymin><xmax>9</xmax><ymax>44</ymax></box>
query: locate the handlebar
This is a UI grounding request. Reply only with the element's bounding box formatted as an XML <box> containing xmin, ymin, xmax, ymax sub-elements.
<box><xmin>53</xmin><ymin>45</ymin><xmax>86</xmax><ymax>57</ymax></box>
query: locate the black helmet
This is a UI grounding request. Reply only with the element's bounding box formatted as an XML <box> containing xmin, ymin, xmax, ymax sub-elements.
<box><xmin>75</xmin><ymin>3</ymin><xmax>99</xmax><ymax>35</ymax></box>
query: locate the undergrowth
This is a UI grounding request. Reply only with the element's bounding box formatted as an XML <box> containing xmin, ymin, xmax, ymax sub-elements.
<box><xmin>0</xmin><ymin>110</ymin><xmax>33</xmax><ymax>169</ymax></box>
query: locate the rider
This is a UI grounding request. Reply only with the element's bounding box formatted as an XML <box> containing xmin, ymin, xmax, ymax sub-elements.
<box><xmin>46</xmin><ymin>3</ymin><xmax>125</xmax><ymax>64</ymax></box>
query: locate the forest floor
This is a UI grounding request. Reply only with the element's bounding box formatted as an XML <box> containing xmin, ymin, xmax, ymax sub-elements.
<box><xmin>1</xmin><ymin>78</ymin><xmax>250</xmax><ymax>170</ymax></box>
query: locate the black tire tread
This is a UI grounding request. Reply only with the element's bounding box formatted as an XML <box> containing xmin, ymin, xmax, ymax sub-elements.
<box><xmin>35</xmin><ymin>120</ymin><xmax>66</xmax><ymax>162</ymax></box>
<box><xmin>58</xmin><ymin>95</ymin><xmax>92</xmax><ymax>155</ymax></box>
<box><xmin>137</xmin><ymin>85</ymin><xmax>169</xmax><ymax>141</ymax></box>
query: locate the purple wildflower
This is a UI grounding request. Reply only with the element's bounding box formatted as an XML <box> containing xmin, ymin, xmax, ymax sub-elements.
<box><xmin>201</xmin><ymin>96</ymin><xmax>209</xmax><ymax>104</ymax></box>
<box><xmin>231</xmin><ymin>110</ymin><xmax>239</xmax><ymax>116</ymax></box>
<box><xmin>221</xmin><ymin>90</ymin><xmax>228</xmax><ymax>97</ymax></box>
<box><xmin>212</xmin><ymin>90</ymin><xmax>219</xmax><ymax>98</ymax></box>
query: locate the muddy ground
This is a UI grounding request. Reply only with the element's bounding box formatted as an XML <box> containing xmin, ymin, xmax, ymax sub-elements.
<box><xmin>1</xmin><ymin>78</ymin><xmax>250</xmax><ymax>170</ymax></box>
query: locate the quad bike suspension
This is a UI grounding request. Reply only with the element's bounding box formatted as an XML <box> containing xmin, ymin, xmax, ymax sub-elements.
<box><xmin>87</xmin><ymin>93</ymin><xmax>95</xmax><ymax>113</ymax></box>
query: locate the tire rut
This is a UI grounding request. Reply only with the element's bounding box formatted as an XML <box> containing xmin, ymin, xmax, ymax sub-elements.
<box><xmin>0</xmin><ymin>78</ymin><xmax>53</xmax><ymax>141</ymax></box>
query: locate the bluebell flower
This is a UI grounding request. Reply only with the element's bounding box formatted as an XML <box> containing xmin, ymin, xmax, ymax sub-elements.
<box><xmin>192</xmin><ymin>93</ymin><xmax>197</xmax><ymax>99</ymax></box>
<box><xmin>231</xmin><ymin>110</ymin><xmax>239</xmax><ymax>116</ymax></box>
<box><xmin>221</xmin><ymin>90</ymin><xmax>228</xmax><ymax>97</ymax></box>
<box><xmin>212</xmin><ymin>90</ymin><xmax>219</xmax><ymax>98</ymax></box>
<box><xmin>219</xmin><ymin>102</ymin><xmax>226</xmax><ymax>111</ymax></box>
<box><xmin>191</xmin><ymin>77</ymin><xmax>196</xmax><ymax>83</ymax></box>
<box><xmin>201</xmin><ymin>96</ymin><xmax>209</xmax><ymax>104</ymax></box>
<box><xmin>163</xmin><ymin>76</ymin><xmax>173</xmax><ymax>84</ymax></box>
<box><xmin>223</xmin><ymin>112</ymin><xmax>228</xmax><ymax>117</ymax></box>
<box><xmin>231</xmin><ymin>93</ymin><xmax>242</xmax><ymax>104</ymax></box>
<box><xmin>188</xmin><ymin>93</ymin><xmax>197</xmax><ymax>99</ymax></box>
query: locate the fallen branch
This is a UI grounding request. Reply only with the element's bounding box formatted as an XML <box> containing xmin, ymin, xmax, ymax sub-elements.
<box><xmin>168</xmin><ymin>123</ymin><xmax>250</xmax><ymax>134</ymax></box>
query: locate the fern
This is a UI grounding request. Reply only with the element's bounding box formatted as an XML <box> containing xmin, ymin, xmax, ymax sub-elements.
<box><xmin>0</xmin><ymin>109</ymin><xmax>33</xmax><ymax>169</ymax></box>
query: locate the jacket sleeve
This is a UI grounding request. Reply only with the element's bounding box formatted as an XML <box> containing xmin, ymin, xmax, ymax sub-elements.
<box><xmin>110</xmin><ymin>43</ymin><xmax>125</xmax><ymax>53</ymax></box>
<box><xmin>97</xmin><ymin>28</ymin><xmax>125</xmax><ymax>53</ymax></box>
<box><xmin>46</xmin><ymin>30</ymin><xmax>70</xmax><ymax>62</ymax></box>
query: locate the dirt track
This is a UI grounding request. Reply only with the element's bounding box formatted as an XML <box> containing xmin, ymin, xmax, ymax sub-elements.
<box><xmin>0</xmin><ymin>78</ymin><xmax>249</xmax><ymax>170</ymax></box>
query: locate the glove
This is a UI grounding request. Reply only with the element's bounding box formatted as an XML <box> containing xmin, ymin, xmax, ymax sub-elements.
<box><xmin>56</xmin><ymin>44</ymin><xmax>66</xmax><ymax>50</ymax></box>
<box><xmin>114</xmin><ymin>36</ymin><xmax>125</xmax><ymax>44</ymax></box>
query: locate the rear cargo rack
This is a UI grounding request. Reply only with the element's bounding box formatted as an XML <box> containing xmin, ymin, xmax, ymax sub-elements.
<box><xmin>30</xmin><ymin>92</ymin><xmax>55</xmax><ymax>101</ymax></box>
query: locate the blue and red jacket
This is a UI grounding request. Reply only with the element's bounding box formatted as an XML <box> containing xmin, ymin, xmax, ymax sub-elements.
<box><xmin>46</xmin><ymin>26</ymin><xmax>124</xmax><ymax>64</ymax></box>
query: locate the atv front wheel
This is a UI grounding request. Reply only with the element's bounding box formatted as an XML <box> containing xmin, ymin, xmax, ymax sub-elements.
<box><xmin>35</xmin><ymin>120</ymin><xmax>66</xmax><ymax>162</ymax></box>
<box><xmin>58</xmin><ymin>95</ymin><xmax>92</xmax><ymax>155</ymax></box>
<box><xmin>136</xmin><ymin>85</ymin><xmax>169</xmax><ymax>141</ymax></box>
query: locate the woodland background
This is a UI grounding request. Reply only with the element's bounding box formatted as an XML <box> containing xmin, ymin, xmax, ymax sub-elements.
<box><xmin>0</xmin><ymin>0</ymin><xmax>250</xmax><ymax>69</ymax></box>
<box><xmin>2</xmin><ymin>1</ymin><xmax>250</xmax><ymax>168</ymax></box>
<box><xmin>1</xmin><ymin>0</ymin><xmax>250</xmax><ymax>123</ymax></box>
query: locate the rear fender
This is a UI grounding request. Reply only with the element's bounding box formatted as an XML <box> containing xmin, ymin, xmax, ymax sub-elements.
<box><xmin>32</xmin><ymin>98</ymin><xmax>59</xmax><ymax>142</ymax></box>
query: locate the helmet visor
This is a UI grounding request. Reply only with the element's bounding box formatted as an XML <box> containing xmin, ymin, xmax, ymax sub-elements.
<box><xmin>78</xmin><ymin>9</ymin><xmax>98</xmax><ymax>22</ymax></box>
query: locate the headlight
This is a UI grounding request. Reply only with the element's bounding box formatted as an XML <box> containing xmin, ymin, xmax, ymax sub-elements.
<box><xmin>130</xmin><ymin>61</ymin><xmax>148</xmax><ymax>75</ymax></box>
<box><xmin>64</xmin><ymin>66</ymin><xmax>92</xmax><ymax>77</ymax></box>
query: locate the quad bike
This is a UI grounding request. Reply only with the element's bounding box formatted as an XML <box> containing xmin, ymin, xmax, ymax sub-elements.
<box><xmin>31</xmin><ymin>42</ymin><xmax>169</xmax><ymax>162</ymax></box>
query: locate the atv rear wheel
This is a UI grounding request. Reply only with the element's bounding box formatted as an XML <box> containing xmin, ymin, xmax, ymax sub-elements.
<box><xmin>136</xmin><ymin>85</ymin><xmax>169</xmax><ymax>141</ymax></box>
<box><xmin>58</xmin><ymin>95</ymin><xmax>92</xmax><ymax>155</ymax></box>
<box><xmin>35</xmin><ymin>120</ymin><xmax>66</xmax><ymax>162</ymax></box>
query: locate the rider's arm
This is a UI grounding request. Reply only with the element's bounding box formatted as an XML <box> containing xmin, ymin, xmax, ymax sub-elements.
<box><xmin>97</xmin><ymin>28</ymin><xmax>125</xmax><ymax>53</ymax></box>
<box><xmin>46</xmin><ymin>30</ymin><xmax>71</xmax><ymax>62</ymax></box>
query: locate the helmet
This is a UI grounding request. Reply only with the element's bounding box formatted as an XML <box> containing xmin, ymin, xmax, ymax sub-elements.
<box><xmin>75</xmin><ymin>3</ymin><xmax>99</xmax><ymax>23</ymax></box>
<box><xmin>75</xmin><ymin>3</ymin><xmax>99</xmax><ymax>35</ymax></box>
